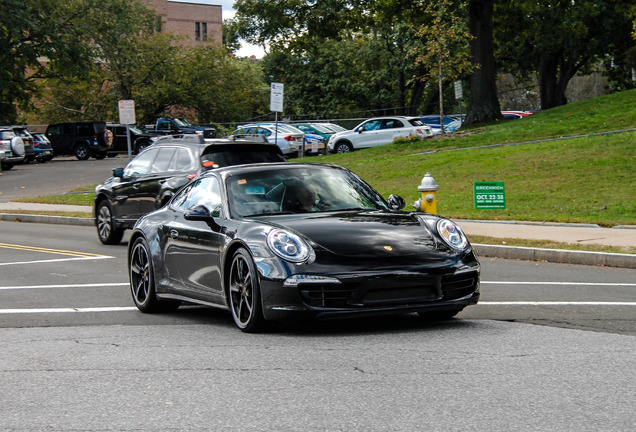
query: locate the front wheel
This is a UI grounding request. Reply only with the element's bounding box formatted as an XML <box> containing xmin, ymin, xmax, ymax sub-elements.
<box><xmin>74</xmin><ymin>142</ymin><xmax>90</xmax><ymax>160</ymax></box>
<box><xmin>96</xmin><ymin>200</ymin><xmax>124</xmax><ymax>245</ymax></box>
<box><xmin>334</xmin><ymin>141</ymin><xmax>353</xmax><ymax>153</ymax></box>
<box><xmin>228</xmin><ymin>248</ymin><xmax>265</xmax><ymax>332</ymax></box>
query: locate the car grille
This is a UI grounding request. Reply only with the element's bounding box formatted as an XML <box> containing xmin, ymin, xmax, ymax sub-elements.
<box><xmin>298</xmin><ymin>271</ymin><xmax>478</xmax><ymax>309</ymax></box>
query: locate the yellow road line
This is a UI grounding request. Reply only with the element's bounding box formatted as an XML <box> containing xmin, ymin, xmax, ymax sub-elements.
<box><xmin>0</xmin><ymin>242</ymin><xmax>108</xmax><ymax>258</ymax></box>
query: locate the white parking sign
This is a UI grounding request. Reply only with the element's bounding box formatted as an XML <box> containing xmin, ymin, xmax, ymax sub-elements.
<box><xmin>118</xmin><ymin>100</ymin><xmax>136</xmax><ymax>125</ymax></box>
<box><xmin>270</xmin><ymin>83</ymin><xmax>284</xmax><ymax>113</ymax></box>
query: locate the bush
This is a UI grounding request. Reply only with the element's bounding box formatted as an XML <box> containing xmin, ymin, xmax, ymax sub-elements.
<box><xmin>392</xmin><ymin>135</ymin><xmax>424</xmax><ymax>145</ymax></box>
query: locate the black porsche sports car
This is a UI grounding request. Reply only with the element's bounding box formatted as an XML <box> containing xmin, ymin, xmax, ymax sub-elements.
<box><xmin>128</xmin><ymin>163</ymin><xmax>480</xmax><ymax>332</ymax></box>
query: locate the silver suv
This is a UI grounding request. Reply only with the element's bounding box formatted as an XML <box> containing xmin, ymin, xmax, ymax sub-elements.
<box><xmin>327</xmin><ymin>116</ymin><xmax>433</xmax><ymax>153</ymax></box>
<box><xmin>0</xmin><ymin>128</ymin><xmax>25</xmax><ymax>170</ymax></box>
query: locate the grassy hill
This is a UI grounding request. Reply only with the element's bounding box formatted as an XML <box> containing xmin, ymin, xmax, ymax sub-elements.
<box><xmin>305</xmin><ymin>89</ymin><xmax>636</xmax><ymax>226</ymax></box>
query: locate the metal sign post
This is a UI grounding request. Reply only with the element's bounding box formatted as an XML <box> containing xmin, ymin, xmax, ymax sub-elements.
<box><xmin>270</xmin><ymin>83</ymin><xmax>286</xmax><ymax>156</ymax></box>
<box><xmin>118</xmin><ymin>100</ymin><xmax>136</xmax><ymax>160</ymax></box>
<box><xmin>454</xmin><ymin>80</ymin><xmax>463</xmax><ymax>122</ymax></box>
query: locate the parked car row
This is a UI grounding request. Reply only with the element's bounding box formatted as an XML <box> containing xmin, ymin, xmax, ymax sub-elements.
<box><xmin>0</xmin><ymin>125</ymin><xmax>45</xmax><ymax>170</ymax></box>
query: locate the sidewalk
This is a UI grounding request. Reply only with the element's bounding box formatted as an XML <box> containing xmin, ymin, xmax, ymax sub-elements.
<box><xmin>1</xmin><ymin>202</ymin><xmax>635</xmax><ymax>269</ymax></box>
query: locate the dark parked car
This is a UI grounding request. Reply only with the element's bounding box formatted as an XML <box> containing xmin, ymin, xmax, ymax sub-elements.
<box><xmin>30</xmin><ymin>133</ymin><xmax>54</xmax><ymax>162</ymax></box>
<box><xmin>45</xmin><ymin>121</ymin><xmax>114</xmax><ymax>160</ymax></box>
<box><xmin>94</xmin><ymin>134</ymin><xmax>286</xmax><ymax>244</ymax></box>
<box><xmin>0</xmin><ymin>127</ymin><xmax>25</xmax><ymax>170</ymax></box>
<box><xmin>10</xmin><ymin>126</ymin><xmax>36</xmax><ymax>163</ymax></box>
<box><xmin>106</xmin><ymin>124</ymin><xmax>158</xmax><ymax>155</ymax></box>
<box><xmin>127</xmin><ymin>163</ymin><xmax>480</xmax><ymax>332</ymax></box>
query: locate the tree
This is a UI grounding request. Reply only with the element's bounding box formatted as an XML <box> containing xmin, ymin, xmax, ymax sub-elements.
<box><xmin>495</xmin><ymin>0</ymin><xmax>634</xmax><ymax>109</ymax></box>
<box><xmin>463</xmin><ymin>0</ymin><xmax>502</xmax><ymax>126</ymax></box>
<box><xmin>0</xmin><ymin>0</ymin><xmax>95</xmax><ymax>123</ymax></box>
<box><xmin>416</xmin><ymin>0</ymin><xmax>472</xmax><ymax>132</ymax></box>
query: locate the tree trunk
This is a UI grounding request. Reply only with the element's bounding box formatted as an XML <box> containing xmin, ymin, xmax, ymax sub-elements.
<box><xmin>464</xmin><ymin>0</ymin><xmax>502</xmax><ymax>126</ymax></box>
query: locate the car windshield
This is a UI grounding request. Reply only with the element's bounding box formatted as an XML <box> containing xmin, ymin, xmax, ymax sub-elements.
<box><xmin>306</xmin><ymin>124</ymin><xmax>333</xmax><ymax>133</ymax></box>
<box><xmin>227</xmin><ymin>166</ymin><xmax>389</xmax><ymax>218</ymax></box>
<box><xmin>201</xmin><ymin>145</ymin><xmax>285</xmax><ymax>169</ymax></box>
<box><xmin>173</xmin><ymin>118</ymin><xmax>191</xmax><ymax>127</ymax></box>
<box><xmin>408</xmin><ymin>119</ymin><xmax>425</xmax><ymax>126</ymax></box>
<box><xmin>129</xmin><ymin>126</ymin><xmax>145</xmax><ymax>134</ymax></box>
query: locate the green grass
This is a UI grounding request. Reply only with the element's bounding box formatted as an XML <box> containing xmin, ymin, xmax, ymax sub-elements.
<box><xmin>300</xmin><ymin>89</ymin><xmax>636</xmax><ymax>226</ymax></box>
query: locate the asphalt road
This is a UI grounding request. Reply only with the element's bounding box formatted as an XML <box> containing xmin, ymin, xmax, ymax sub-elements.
<box><xmin>0</xmin><ymin>155</ymin><xmax>128</xmax><ymax>202</ymax></box>
<box><xmin>1</xmin><ymin>160</ymin><xmax>635</xmax><ymax>431</ymax></box>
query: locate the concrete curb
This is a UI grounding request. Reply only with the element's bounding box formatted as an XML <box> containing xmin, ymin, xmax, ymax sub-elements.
<box><xmin>473</xmin><ymin>244</ymin><xmax>636</xmax><ymax>269</ymax></box>
<box><xmin>0</xmin><ymin>213</ymin><xmax>94</xmax><ymax>227</ymax></box>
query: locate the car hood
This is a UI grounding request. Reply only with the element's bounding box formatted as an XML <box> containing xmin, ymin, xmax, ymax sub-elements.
<box><xmin>258</xmin><ymin>210</ymin><xmax>440</xmax><ymax>257</ymax></box>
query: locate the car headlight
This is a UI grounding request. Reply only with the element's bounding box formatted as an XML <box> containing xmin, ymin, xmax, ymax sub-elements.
<box><xmin>437</xmin><ymin>219</ymin><xmax>468</xmax><ymax>250</ymax></box>
<box><xmin>267</xmin><ymin>229</ymin><xmax>312</xmax><ymax>263</ymax></box>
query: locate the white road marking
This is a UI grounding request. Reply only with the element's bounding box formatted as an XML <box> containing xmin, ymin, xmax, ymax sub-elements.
<box><xmin>0</xmin><ymin>256</ymin><xmax>114</xmax><ymax>266</ymax></box>
<box><xmin>479</xmin><ymin>302</ymin><xmax>636</xmax><ymax>306</ymax></box>
<box><xmin>0</xmin><ymin>283</ymin><xmax>128</xmax><ymax>290</ymax></box>
<box><xmin>1</xmin><ymin>281</ymin><xmax>634</xmax><ymax>315</ymax></box>
<box><xmin>481</xmin><ymin>281</ymin><xmax>636</xmax><ymax>287</ymax></box>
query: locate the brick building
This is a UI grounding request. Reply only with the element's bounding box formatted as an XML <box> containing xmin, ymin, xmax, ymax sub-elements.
<box><xmin>144</xmin><ymin>0</ymin><xmax>223</xmax><ymax>47</ymax></box>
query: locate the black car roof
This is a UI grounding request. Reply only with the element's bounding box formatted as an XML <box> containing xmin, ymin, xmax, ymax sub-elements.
<box><xmin>151</xmin><ymin>134</ymin><xmax>281</xmax><ymax>153</ymax></box>
<box><xmin>208</xmin><ymin>162</ymin><xmax>346</xmax><ymax>180</ymax></box>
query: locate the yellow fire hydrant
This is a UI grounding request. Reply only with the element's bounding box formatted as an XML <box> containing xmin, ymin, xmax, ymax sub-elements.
<box><xmin>416</xmin><ymin>173</ymin><xmax>439</xmax><ymax>214</ymax></box>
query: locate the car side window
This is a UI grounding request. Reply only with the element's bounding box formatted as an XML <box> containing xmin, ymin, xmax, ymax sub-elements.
<box><xmin>382</xmin><ymin>120</ymin><xmax>401</xmax><ymax>129</ymax></box>
<box><xmin>62</xmin><ymin>124</ymin><xmax>74</xmax><ymax>135</ymax></box>
<box><xmin>172</xmin><ymin>177</ymin><xmax>222</xmax><ymax>217</ymax></box>
<box><xmin>76</xmin><ymin>124</ymin><xmax>91</xmax><ymax>135</ymax></box>
<box><xmin>124</xmin><ymin>148</ymin><xmax>158</xmax><ymax>177</ymax></box>
<box><xmin>169</xmin><ymin>147</ymin><xmax>195</xmax><ymax>171</ymax></box>
<box><xmin>46</xmin><ymin>125</ymin><xmax>60</xmax><ymax>136</ymax></box>
<box><xmin>362</xmin><ymin>121</ymin><xmax>382</xmax><ymax>131</ymax></box>
<box><xmin>150</xmin><ymin>148</ymin><xmax>176</xmax><ymax>173</ymax></box>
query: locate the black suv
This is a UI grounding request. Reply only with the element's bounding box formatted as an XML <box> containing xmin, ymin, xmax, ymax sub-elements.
<box><xmin>93</xmin><ymin>134</ymin><xmax>286</xmax><ymax>244</ymax></box>
<box><xmin>45</xmin><ymin>121</ymin><xmax>114</xmax><ymax>160</ymax></box>
<box><xmin>106</xmin><ymin>124</ymin><xmax>158</xmax><ymax>155</ymax></box>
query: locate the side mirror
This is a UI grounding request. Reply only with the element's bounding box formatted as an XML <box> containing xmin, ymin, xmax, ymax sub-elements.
<box><xmin>357</xmin><ymin>127</ymin><xmax>364</xmax><ymax>133</ymax></box>
<box><xmin>388</xmin><ymin>194</ymin><xmax>406</xmax><ymax>210</ymax></box>
<box><xmin>112</xmin><ymin>167</ymin><xmax>124</xmax><ymax>178</ymax></box>
<box><xmin>184</xmin><ymin>204</ymin><xmax>214</xmax><ymax>221</ymax></box>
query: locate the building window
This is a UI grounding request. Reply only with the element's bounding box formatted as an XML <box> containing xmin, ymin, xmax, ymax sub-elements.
<box><xmin>195</xmin><ymin>22</ymin><xmax>201</xmax><ymax>41</ymax></box>
<box><xmin>202</xmin><ymin>22</ymin><xmax>207</xmax><ymax>41</ymax></box>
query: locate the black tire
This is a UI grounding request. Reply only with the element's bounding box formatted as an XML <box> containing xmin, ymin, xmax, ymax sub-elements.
<box><xmin>96</xmin><ymin>200</ymin><xmax>124</xmax><ymax>245</ymax></box>
<box><xmin>135</xmin><ymin>140</ymin><xmax>150</xmax><ymax>154</ymax></box>
<box><xmin>74</xmin><ymin>142</ymin><xmax>90</xmax><ymax>160</ymax></box>
<box><xmin>129</xmin><ymin>237</ymin><xmax>181</xmax><ymax>313</ymax></box>
<box><xmin>228</xmin><ymin>248</ymin><xmax>265</xmax><ymax>332</ymax></box>
<box><xmin>417</xmin><ymin>310</ymin><xmax>460</xmax><ymax>321</ymax></box>
<box><xmin>334</xmin><ymin>141</ymin><xmax>353</xmax><ymax>153</ymax></box>
<box><xmin>1</xmin><ymin>162</ymin><xmax>14</xmax><ymax>171</ymax></box>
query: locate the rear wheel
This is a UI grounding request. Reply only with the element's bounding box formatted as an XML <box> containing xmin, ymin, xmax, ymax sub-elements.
<box><xmin>96</xmin><ymin>200</ymin><xmax>124</xmax><ymax>245</ymax></box>
<box><xmin>334</xmin><ymin>141</ymin><xmax>353</xmax><ymax>153</ymax></box>
<box><xmin>1</xmin><ymin>162</ymin><xmax>14</xmax><ymax>171</ymax></box>
<box><xmin>228</xmin><ymin>248</ymin><xmax>265</xmax><ymax>332</ymax></box>
<box><xmin>74</xmin><ymin>142</ymin><xmax>90</xmax><ymax>160</ymax></box>
<box><xmin>129</xmin><ymin>237</ymin><xmax>180</xmax><ymax>313</ymax></box>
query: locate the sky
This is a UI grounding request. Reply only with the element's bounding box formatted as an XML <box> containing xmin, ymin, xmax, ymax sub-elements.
<box><xmin>171</xmin><ymin>0</ymin><xmax>265</xmax><ymax>58</ymax></box>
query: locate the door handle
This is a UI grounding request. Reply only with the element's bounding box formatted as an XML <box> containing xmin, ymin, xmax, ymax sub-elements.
<box><xmin>169</xmin><ymin>230</ymin><xmax>179</xmax><ymax>239</ymax></box>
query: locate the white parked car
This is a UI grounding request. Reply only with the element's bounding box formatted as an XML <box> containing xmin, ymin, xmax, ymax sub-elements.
<box><xmin>327</xmin><ymin>116</ymin><xmax>433</xmax><ymax>153</ymax></box>
<box><xmin>236</xmin><ymin>124</ymin><xmax>303</xmax><ymax>157</ymax></box>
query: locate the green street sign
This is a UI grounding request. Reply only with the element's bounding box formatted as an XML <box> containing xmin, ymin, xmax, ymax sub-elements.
<box><xmin>474</xmin><ymin>181</ymin><xmax>506</xmax><ymax>209</ymax></box>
